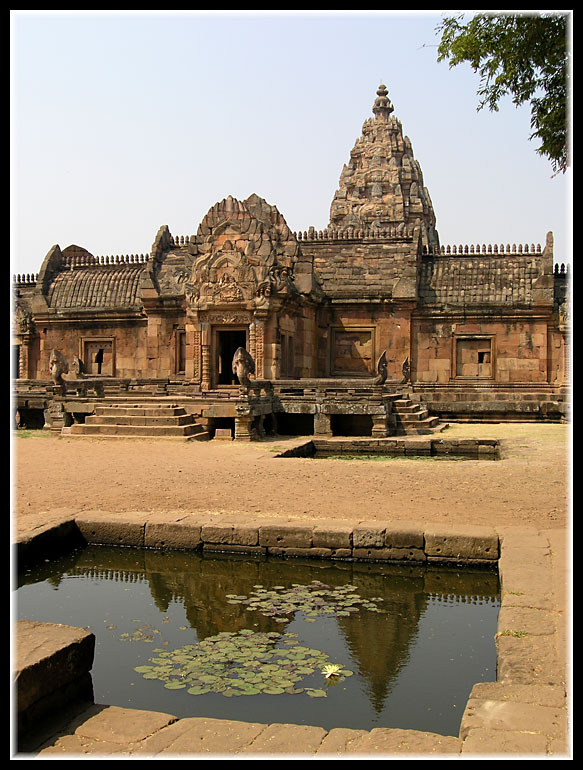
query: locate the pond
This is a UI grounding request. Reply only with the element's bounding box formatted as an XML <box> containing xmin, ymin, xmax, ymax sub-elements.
<box><xmin>16</xmin><ymin>546</ymin><xmax>500</xmax><ymax>737</ymax></box>
<box><xmin>275</xmin><ymin>439</ymin><xmax>501</xmax><ymax>461</ymax></box>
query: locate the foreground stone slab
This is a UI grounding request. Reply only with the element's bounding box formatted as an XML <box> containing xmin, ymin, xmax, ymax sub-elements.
<box><xmin>329</xmin><ymin>727</ymin><xmax>462</xmax><ymax>754</ymax></box>
<box><xmin>238</xmin><ymin>722</ymin><xmax>328</xmax><ymax>754</ymax></box>
<box><xmin>73</xmin><ymin>704</ymin><xmax>178</xmax><ymax>744</ymax></box>
<box><xmin>461</xmin><ymin>727</ymin><xmax>550</xmax><ymax>755</ymax></box>
<box><xmin>36</xmin><ymin>704</ymin><xmax>179</xmax><ymax>755</ymax></box>
<box><xmin>315</xmin><ymin>727</ymin><xmax>370</xmax><ymax>754</ymax></box>
<box><xmin>131</xmin><ymin>716</ymin><xmax>268</xmax><ymax>755</ymax></box>
<box><xmin>495</xmin><ymin>633</ymin><xmax>564</xmax><ymax>686</ymax></box>
<box><xmin>16</xmin><ymin>620</ymin><xmax>95</xmax><ymax>741</ymax></box>
<box><xmin>461</xmin><ymin>700</ymin><xmax>565</xmax><ymax>741</ymax></box>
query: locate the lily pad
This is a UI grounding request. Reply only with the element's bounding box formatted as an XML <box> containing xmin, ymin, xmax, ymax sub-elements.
<box><xmin>224</xmin><ymin>581</ymin><xmax>386</xmax><ymax>622</ymax></box>
<box><xmin>133</xmin><ymin>627</ymin><xmax>349</xmax><ymax>700</ymax></box>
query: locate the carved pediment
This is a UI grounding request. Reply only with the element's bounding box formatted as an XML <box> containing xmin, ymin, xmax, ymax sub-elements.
<box><xmin>186</xmin><ymin>195</ymin><xmax>299</xmax><ymax>307</ymax></box>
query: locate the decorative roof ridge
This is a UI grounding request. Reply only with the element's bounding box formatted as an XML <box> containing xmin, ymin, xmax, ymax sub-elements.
<box><xmin>423</xmin><ymin>243</ymin><xmax>543</xmax><ymax>256</ymax></box>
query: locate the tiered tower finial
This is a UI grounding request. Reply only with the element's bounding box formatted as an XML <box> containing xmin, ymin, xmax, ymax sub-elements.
<box><xmin>372</xmin><ymin>83</ymin><xmax>394</xmax><ymax>118</ymax></box>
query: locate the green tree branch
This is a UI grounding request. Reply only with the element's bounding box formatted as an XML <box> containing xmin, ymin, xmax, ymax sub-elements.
<box><xmin>436</xmin><ymin>12</ymin><xmax>570</xmax><ymax>174</ymax></box>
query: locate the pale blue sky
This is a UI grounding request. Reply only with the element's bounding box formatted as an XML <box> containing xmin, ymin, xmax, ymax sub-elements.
<box><xmin>11</xmin><ymin>10</ymin><xmax>571</xmax><ymax>277</ymax></box>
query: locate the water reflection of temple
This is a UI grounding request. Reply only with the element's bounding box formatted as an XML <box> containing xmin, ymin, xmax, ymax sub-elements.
<box><xmin>21</xmin><ymin>546</ymin><xmax>499</xmax><ymax>716</ymax></box>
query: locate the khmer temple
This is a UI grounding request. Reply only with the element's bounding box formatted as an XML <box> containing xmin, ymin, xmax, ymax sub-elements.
<box><xmin>13</xmin><ymin>85</ymin><xmax>570</xmax><ymax>439</ymax></box>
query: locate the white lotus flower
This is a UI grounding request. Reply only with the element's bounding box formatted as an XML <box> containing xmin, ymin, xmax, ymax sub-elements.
<box><xmin>321</xmin><ymin>663</ymin><xmax>343</xmax><ymax>678</ymax></box>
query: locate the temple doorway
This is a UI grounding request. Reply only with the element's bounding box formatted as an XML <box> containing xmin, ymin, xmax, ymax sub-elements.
<box><xmin>216</xmin><ymin>329</ymin><xmax>247</xmax><ymax>386</ymax></box>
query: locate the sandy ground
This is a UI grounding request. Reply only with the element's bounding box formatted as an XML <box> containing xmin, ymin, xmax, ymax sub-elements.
<box><xmin>12</xmin><ymin>422</ymin><xmax>570</xmax><ymax>536</ymax></box>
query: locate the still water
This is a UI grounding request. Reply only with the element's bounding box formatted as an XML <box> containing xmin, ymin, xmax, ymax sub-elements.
<box><xmin>16</xmin><ymin>546</ymin><xmax>500</xmax><ymax>737</ymax></box>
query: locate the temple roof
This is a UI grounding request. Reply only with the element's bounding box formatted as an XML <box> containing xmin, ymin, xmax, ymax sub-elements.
<box><xmin>418</xmin><ymin>254</ymin><xmax>549</xmax><ymax>309</ymax></box>
<box><xmin>47</xmin><ymin>263</ymin><xmax>145</xmax><ymax>310</ymax></box>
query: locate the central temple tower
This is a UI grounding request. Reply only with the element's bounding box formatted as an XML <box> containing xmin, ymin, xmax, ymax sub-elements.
<box><xmin>329</xmin><ymin>84</ymin><xmax>439</xmax><ymax>249</ymax></box>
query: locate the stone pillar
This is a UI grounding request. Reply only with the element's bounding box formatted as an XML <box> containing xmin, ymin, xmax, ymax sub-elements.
<box><xmin>371</xmin><ymin>414</ymin><xmax>388</xmax><ymax>438</ymax></box>
<box><xmin>186</xmin><ymin>316</ymin><xmax>201</xmax><ymax>384</ymax></box>
<box><xmin>314</xmin><ymin>410</ymin><xmax>332</xmax><ymax>436</ymax></box>
<box><xmin>43</xmin><ymin>400</ymin><xmax>72</xmax><ymax>432</ymax></box>
<box><xmin>254</xmin><ymin>414</ymin><xmax>266</xmax><ymax>439</ymax></box>
<box><xmin>200</xmin><ymin>322</ymin><xmax>211</xmax><ymax>391</ymax></box>
<box><xmin>253</xmin><ymin>318</ymin><xmax>265</xmax><ymax>379</ymax></box>
<box><xmin>249</xmin><ymin>321</ymin><xmax>257</xmax><ymax>366</ymax></box>
<box><xmin>234</xmin><ymin>414</ymin><xmax>253</xmax><ymax>441</ymax></box>
<box><xmin>17</xmin><ymin>338</ymin><xmax>31</xmax><ymax>379</ymax></box>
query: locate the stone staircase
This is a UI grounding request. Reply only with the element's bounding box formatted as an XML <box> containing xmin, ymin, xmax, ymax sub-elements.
<box><xmin>390</xmin><ymin>397</ymin><xmax>446</xmax><ymax>435</ymax></box>
<box><xmin>67</xmin><ymin>403</ymin><xmax>210</xmax><ymax>440</ymax></box>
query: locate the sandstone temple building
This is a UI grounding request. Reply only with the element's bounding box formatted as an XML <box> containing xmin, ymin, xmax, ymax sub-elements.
<box><xmin>13</xmin><ymin>85</ymin><xmax>570</xmax><ymax>439</ymax></box>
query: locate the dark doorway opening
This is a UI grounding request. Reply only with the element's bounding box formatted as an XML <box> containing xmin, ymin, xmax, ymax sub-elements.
<box><xmin>94</xmin><ymin>348</ymin><xmax>104</xmax><ymax>374</ymax></box>
<box><xmin>276</xmin><ymin>412</ymin><xmax>314</xmax><ymax>436</ymax></box>
<box><xmin>15</xmin><ymin>407</ymin><xmax>45</xmax><ymax>429</ymax></box>
<box><xmin>217</xmin><ymin>330</ymin><xmax>247</xmax><ymax>386</ymax></box>
<box><xmin>207</xmin><ymin>417</ymin><xmax>235</xmax><ymax>439</ymax></box>
<box><xmin>330</xmin><ymin>414</ymin><xmax>373</xmax><ymax>437</ymax></box>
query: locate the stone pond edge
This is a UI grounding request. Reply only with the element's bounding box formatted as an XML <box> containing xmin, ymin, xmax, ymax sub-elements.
<box><xmin>14</xmin><ymin>512</ymin><xmax>571</xmax><ymax>757</ymax></box>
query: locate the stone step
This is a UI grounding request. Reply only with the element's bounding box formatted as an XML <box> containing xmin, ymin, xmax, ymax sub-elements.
<box><xmin>94</xmin><ymin>405</ymin><xmax>187</xmax><ymax>417</ymax></box>
<box><xmin>392</xmin><ymin>418</ymin><xmax>444</xmax><ymax>436</ymax></box>
<box><xmin>67</xmin><ymin>401</ymin><xmax>209</xmax><ymax>440</ymax></box>
<box><xmin>85</xmin><ymin>413</ymin><xmax>196</xmax><ymax>427</ymax></box>
<box><xmin>68</xmin><ymin>423</ymin><xmax>207</xmax><ymax>438</ymax></box>
<box><xmin>395</xmin><ymin>409</ymin><xmax>430</xmax><ymax>422</ymax></box>
<box><xmin>391</xmin><ymin>420</ymin><xmax>447</xmax><ymax>436</ymax></box>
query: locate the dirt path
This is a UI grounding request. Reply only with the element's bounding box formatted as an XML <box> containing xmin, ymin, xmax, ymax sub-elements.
<box><xmin>12</xmin><ymin>423</ymin><xmax>570</xmax><ymax>536</ymax></box>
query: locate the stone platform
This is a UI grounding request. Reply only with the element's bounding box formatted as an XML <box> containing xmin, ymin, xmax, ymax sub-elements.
<box><xmin>14</xmin><ymin>511</ymin><xmax>570</xmax><ymax>757</ymax></box>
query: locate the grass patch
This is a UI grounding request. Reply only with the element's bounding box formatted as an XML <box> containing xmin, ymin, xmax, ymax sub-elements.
<box><xmin>497</xmin><ymin>629</ymin><xmax>529</xmax><ymax>639</ymax></box>
<box><xmin>13</xmin><ymin>429</ymin><xmax>53</xmax><ymax>439</ymax></box>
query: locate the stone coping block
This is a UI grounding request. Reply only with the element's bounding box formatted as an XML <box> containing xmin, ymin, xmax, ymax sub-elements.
<box><xmin>74</xmin><ymin>510</ymin><xmax>147</xmax><ymax>548</ymax></box>
<box><xmin>424</xmin><ymin>525</ymin><xmax>499</xmax><ymax>561</ymax></box>
<box><xmin>16</xmin><ymin>517</ymin><xmax>84</xmax><ymax>568</ymax></box>
<box><xmin>17</xmin><ymin>513</ymin><xmax>503</xmax><ymax>567</ymax></box>
<box><xmin>384</xmin><ymin>520</ymin><xmax>425</xmax><ymax>548</ymax></box>
<box><xmin>312</xmin><ymin>520</ymin><xmax>353</xmax><ymax>548</ymax></box>
<box><xmin>258</xmin><ymin>523</ymin><xmax>314</xmax><ymax>549</ymax></box>
<box><xmin>201</xmin><ymin>521</ymin><xmax>259</xmax><ymax>547</ymax></box>
<box><xmin>352</xmin><ymin>521</ymin><xmax>386</xmax><ymax>548</ymax></box>
<box><xmin>145</xmin><ymin>514</ymin><xmax>203</xmax><ymax>550</ymax></box>
<box><xmin>16</xmin><ymin>620</ymin><xmax>95</xmax><ymax>713</ymax></box>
